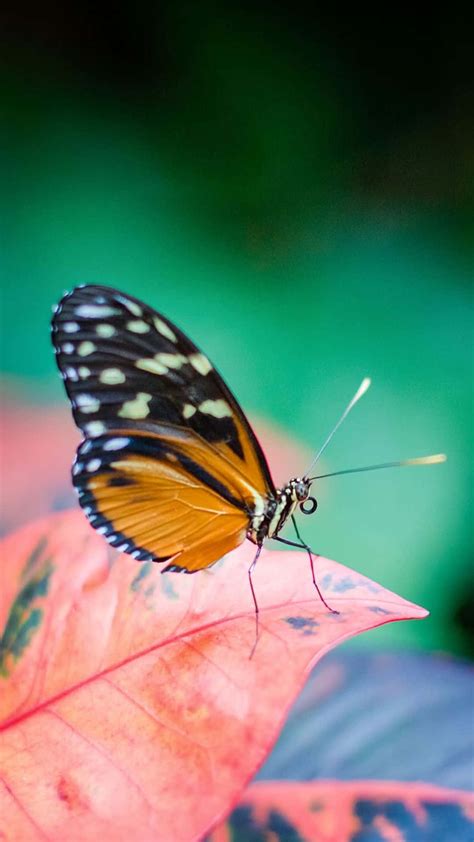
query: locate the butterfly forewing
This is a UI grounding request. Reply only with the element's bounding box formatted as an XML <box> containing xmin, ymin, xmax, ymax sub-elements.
<box><xmin>52</xmin><ymin>285</ymin><xmax>275</xmax><ymax>571</ymax></box>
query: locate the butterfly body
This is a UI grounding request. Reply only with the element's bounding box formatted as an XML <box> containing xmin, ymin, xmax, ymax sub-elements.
<box><xmin>247</xmin><ymin>477</ymin><xmax>312</xmax><ymax>544</ymax></box>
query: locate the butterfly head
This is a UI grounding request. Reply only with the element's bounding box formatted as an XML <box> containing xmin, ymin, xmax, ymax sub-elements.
<box><xmin>289</xmin><ymin>477</ymin><xmax>318</xmax><ymax>515</ymax></box>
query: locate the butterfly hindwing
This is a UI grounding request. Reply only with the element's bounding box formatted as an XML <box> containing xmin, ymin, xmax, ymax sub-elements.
<box><xmin>52</xmin><ymin>285</ymin><xmax>275</xmax><ymax>571</ymax></box>
<box><xmin>74</xmin><ymin>431</ymin><xmax>250</xmax><ymax>572</ymax></box>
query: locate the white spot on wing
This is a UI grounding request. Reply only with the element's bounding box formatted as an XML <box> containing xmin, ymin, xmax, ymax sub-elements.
<box><xmin>85</xmin><ymin>421</ymin><xmax>106</xmax><ymax>436</ymax></box>
<box><xmin>156</xmin><ymin>353</ymin><xmax>187</xmax><ymax>369</ymax></box>
<box><xmin>75</xmin><ymin>394</ymin><xmax>100</xmax><ymax>413</ymax></box>
<box><xmin>135</xmin><ymin>353</ymin><xmax>187</xmax><ymax>375</ymax></box>
<box><xmin>127</xmin><ymin>319</ymin><xmax>150</xmax><ymax>334</ymax></box>
<box><xmin>153</xmin><ymin>316</ymin><xmax>177</xmax><ymax>343</ymax></box>
<box><xmin>78</xmin><ymin>341</ymin><xmax>96</xmax><ymax>357</ymax></box>
<box><xmin>78</xmin><ymin>366</ymin><xmax>91</xmax><ymax>379</ymax></box>
<box><xmin>189</xmin><ymin>353</ymin><xmax>212</xmax><ymax>375</ymax></box>
<box><xmin>66</xmin><ymin>367</ymin><xmax>78</xmax><ymax>381</ymax></box>
<box><xmin>116</xmin><ymin>295</ymin><xmax>142</xmax><ymax>317</ymax></box>
<box><xmin>136</xmin><ymin>357</ymin><xmax>168</xmax><ymax>375</ymax></box>
<box><xmin>182</xmin><ymin>403</ymin><xmax>196</xmax><ymax>419</ymax></box>
<box><xmin>198</xmin><ymin>399</ymin><xmax>232</xmax><ymax>418</ymax></box>
<box><xmin>75</xmin><ymin>304</ymin><xmax>120</xmax><ymax>318</ymax></box>
<box><xmin>62</xmin><ymin>343</ymin><xmax>74</xmax><ymax>354</ymax></box>
<box><xmin>86</xmin><ymin>458</ymin><xmax>101</xmax><ymax>472</ymax></box>
<box><xmin>96</xmin><ymin>323</ymin><xmax>116</xmax><ymax>338</ymax></box>
<box><xmin>103</xmin><ymin>437</ymin><xmax>130</xmax><ymax>451</ymax></box>
<box><xmin>63</xmin><ymin>322</ymin><xmax>80</xmax><ymax>333</ymax></box>
<box><xmin>99</xmin><ymin>367</ymin><xmax>126</xmax><ymax>385</ymax></box>
<box><xmin>118</xmin><ymin>392</ymin><xmax>152</xmax><ymax>419</ymax></box>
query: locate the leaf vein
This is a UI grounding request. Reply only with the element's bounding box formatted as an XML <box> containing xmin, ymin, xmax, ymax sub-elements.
<box><xmin>0</xmin><ymin>773</ymin><xmax>52</xmax><ymax>840</ymax></box>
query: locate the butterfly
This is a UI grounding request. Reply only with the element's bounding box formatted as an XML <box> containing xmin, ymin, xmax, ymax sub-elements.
<box><xmin>52</xmin><ymin>285</ymin><xmax>446</xmax><ymax>626</ymax></box>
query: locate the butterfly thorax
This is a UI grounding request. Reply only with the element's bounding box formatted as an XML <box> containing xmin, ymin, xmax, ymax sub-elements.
<box><xmin>247</xmin><ymin>477</ymin><xmax>312</xmax><ymax>545</ymax></box>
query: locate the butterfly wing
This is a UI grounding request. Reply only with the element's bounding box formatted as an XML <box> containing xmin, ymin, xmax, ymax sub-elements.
<box><xmin>73</xmin><ymin>430</ymin><xmax>250</xmax><ymax>571</ymax></box>
<box><xmin>52</xmin><ymin>285</ymin><xmax>275</xmax><ymax>571</ymax></box>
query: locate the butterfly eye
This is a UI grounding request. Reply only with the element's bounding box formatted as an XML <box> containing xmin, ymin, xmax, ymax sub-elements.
<box><xmin>294</xmin><ymin>479</ymin><xmax>310</xmax><ymax>501</ymax></box>
<box><xmin>300</xmin><ymin>496</ymin><xmax>318</xmax><ymax>515</ymax></box>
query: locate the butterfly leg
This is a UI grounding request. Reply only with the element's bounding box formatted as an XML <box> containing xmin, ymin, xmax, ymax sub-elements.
<box><xmin>248</xmin><ymin>543</ymin><xmax>263</xmax><ymax>658</ymax></box>
<box><xmin>274</xmin><ymin>518</ymin><xmax>339</xmax><ymax>614</ymax></box>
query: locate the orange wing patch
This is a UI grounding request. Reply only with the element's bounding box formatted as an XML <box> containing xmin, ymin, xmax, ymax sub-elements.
<box><xmin>75</xmin><ymin>428</ymin><xmax>257</xmax><ymax>572</ymax></box>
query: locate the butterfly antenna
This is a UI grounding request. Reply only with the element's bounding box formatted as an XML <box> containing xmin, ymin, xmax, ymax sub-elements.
<box><xmin>304</xmin><ymin>377</ymin><xmax>371</xmax><ymax>478</ymax></box>
<box><xmin>309</xmin><ymin>453</ymin><xmax>447</xmax><ymax>481</ymax></box>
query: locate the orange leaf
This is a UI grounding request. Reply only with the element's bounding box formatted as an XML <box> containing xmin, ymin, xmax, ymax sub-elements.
<box><xmin>0</xmin><ymin>511</ymin><xmax>427</xmax><ymax>841</ymax></box>
<box><xmin>210</xmin><ymin>780</ymin><xmax>474</xmax><ymax>841</ymax></box>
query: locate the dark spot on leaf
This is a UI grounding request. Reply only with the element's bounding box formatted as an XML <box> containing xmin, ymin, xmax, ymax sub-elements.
<box><xmin>333</xmin><ymin>576</ymin><xmax>357</xmax><ymax>593</ymax></box>
<box><xmin>130</xmin><ymin>561</ymin><xmax>152</xmax><ymax>592</ymax></box>
<box><xmin>351</xmin><ymin>797</ymin><xmax>474</xmax><ymax>840</ymax></box>
<box><xmin>321</xmin><ymin>573</ymin><xmax>333</xmax><ymax>589</ymax></box>
<box><xmin>21</xmin><ymin>536</ymin><xmax>48</xmax><ymax>578</ymax></box>
<box><xmin>368</xmin><ymin>606</ymin><xmax>392</xmax><ymax>615</ymax></box>
<box><xmin>333</xmin><ymin>576</ymin><xmax>381</xmax><ymax>595</ymax></box>
<box><xmin>161</xmin><ymin>576</ymin><xmax>179</xmax><ymax>600</ymax></box>
<box><xmin>423</xmin><ymin>801</ymin><xmax>474</xmax><ymax>839</ymax></box>
<box><xmin>223</xmin><ymin>804</ymin><xmax>305</xmax><ymax>841</ymax></box>
<box><xmin>10</xmin><ymin>608</ymin><xmax>42</xmax><ymax>654</ymax></box>
<box><xmin>285</xmin><ymin>616</ymin><xmax>319</xmax><ymax>634</ymax></box>
<box><xmin>310</xmin><ymin>799</ymin><xmax>324</xmax><ymax>812</ymax></box>
<box><xmin>0</xmin><ymin>561</ymin><xmax>53</xmax><ymax>677</ymax></box>
<box><xmin>223</xmin><ymin>804</ymin><xmax>263</xmax><ymax>842</ymax></box>
<box><xmin>221</xmin><ymin>804</ymin><xmax>305</xmax><ymax>842</ymax></box>
<box><xmin>267</xmin><ymin>809</ymin><xmax>305</xmax><ymax>841</ymax></box>
<box><xmin>353</xmin><ymin>799</ymin><xmax>378</xmax><ymax>825</ymax></box>
<box><xmin>57</xmin><ymin>775</ymin><xmax>88</xmax><ymax>811</ymax></box>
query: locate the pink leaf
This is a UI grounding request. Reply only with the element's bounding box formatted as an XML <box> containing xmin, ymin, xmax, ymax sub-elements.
<box><xmin>0</xmin><ymin>511</ymin><xmax>427</xmax><ymax>841</ymax></box>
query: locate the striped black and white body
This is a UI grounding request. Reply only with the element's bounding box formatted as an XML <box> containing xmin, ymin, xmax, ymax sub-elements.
<box><xmin>247</xmin><ymin>477</ymin><xmax>312</xmax><ymax>545</ymax></box>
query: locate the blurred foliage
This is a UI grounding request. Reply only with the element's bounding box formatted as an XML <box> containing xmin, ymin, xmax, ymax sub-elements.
<box><xmin>0</xmin><ymin>2</ymin><xmax>472</xmax><ymax>655</ymax></box>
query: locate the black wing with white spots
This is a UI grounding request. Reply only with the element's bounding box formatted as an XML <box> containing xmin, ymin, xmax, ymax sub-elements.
<box><xmin>52</xmin><ymin>284</ymin><xmax>274</xmax><ymax>490</ymax></box>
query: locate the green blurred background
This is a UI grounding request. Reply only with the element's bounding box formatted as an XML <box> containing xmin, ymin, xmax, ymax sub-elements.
<box><xmin>1</xmin><ymin>4</ymin><xmax>472</xmax><ymax>655</ymax></box>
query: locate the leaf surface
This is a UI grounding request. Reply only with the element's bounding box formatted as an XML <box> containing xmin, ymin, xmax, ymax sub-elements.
<box><xmin>0</xmin><ymin>511</ymin><xmax>427</xmax><ymax>841</ymax></box>
<box><xmin>210</xmin><ymin>780</ymin><xmax>474</xmax><ymax>841</ymax></box>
